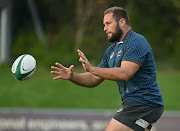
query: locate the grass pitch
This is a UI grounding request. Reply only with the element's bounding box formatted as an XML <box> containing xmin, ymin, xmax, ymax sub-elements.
<box><xmin>0</xmin><ymin>66</ymin><xmax>179</xmax><ymax>110</ymax></box>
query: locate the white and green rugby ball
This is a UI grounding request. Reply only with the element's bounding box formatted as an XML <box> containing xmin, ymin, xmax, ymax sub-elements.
<box><xmin>11</xmin><ymin>54</ymin><xmax>36</xmax><ymax>80</ymax></box>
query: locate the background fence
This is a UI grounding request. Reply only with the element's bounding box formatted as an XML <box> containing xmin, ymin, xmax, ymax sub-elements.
<box><xmin>0</xmin><ymin>109</ymin><xmax>180</xmax><ymax>131</ymax></box>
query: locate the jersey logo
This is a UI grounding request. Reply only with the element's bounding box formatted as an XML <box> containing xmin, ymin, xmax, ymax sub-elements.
<box><xmin>117</xmin><ymin>50</ymin><xmax>122</xmax><ymax>57</ymax></box>
<box><xmin>110</xmin><ymin>52</ymin><xmax>114</xmax><ymax>59</ymax></box>
<box><xmin>126</xmin><ymin>88</ymin><xmax>129</xmax><ymax>93</ymax></box>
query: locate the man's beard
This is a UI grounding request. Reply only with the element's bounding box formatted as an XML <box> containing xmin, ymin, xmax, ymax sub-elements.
<box><xmin>108</xmin><ymin>25</ymin><xmax>123</xmax><ymax>43</ymax></box>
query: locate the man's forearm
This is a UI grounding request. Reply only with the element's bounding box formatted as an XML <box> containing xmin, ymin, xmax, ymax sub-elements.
<box><xmin>90</xmin><ymin>66</ymin><xmax>129</xmax><ymax>81</ymax></box>
<box><xmin>70</xmin><ymin>72</ymin><xmax>104</xmax><ymax>87</ymax></box>
<box><xmin>88</xmin><ymin>61</ymin><xmax>140</xmax><ymax>81</ymax></box>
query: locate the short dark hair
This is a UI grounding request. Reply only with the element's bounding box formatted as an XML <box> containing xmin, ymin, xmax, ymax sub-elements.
<box><xmin>104</xmin><ymin>6</ymin><xmax>130</xmax><ymax>25</ymax></box>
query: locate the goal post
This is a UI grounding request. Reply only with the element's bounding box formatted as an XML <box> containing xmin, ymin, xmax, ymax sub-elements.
<box><xmin>0</xmin><ymin>0</ymin><xmax>11</xmax><ymax>64</ymax></box>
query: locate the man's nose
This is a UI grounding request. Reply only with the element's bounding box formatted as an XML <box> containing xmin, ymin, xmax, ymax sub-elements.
<box><xmin>104</xmin><ymin>25</ymin><xmax>107</xmax><ymax>31</ymax></box>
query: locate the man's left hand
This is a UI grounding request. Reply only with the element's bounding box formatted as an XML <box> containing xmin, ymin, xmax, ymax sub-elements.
<box><xmin>77</xmin><ymin>49</ymin><xmax>93</xmax><ymax>72</ymax></box>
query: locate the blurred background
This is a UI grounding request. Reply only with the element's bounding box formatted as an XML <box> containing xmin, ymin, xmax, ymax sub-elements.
<box><xmin>0</xmin><ymin>0</ymin><xmax>180</xmax><ymax>131</ymax></box>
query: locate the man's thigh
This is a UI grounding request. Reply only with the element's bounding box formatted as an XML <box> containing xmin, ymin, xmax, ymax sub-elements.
<box><xmin>111</xmin><ymin>100</ymin><xmax>164</xmax><ymax>131</ymax></box>
<box><xmin>106</xmin><ymin>118</ymin><xmax>134</xmax><ymax>131</ymax></box>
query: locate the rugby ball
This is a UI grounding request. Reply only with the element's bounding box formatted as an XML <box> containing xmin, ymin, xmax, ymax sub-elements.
<box><xmin>11</xmin><ymin>54</ymin><xmax>36</xmax><ymax>80</ymax></box>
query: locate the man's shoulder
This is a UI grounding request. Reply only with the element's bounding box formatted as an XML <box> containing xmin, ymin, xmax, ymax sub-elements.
<box><xmin>125</xmin><ymin>31</ymin><xmax>150</xmax><ymax>49</ymax></box>
<box><xmin>127</xmin><ymin>31</ymin><xmax>147</xmax><ymax>42</ymax></box>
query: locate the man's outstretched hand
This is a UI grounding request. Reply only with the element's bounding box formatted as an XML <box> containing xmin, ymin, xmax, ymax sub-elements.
<box><xmin>51</xmin><ymin>62</ymin><xmax>74</xmax><ymax>80</ymax></box>
<box><xmin>77</xmin><ymin>49</ymin><xmax>93</xmax><ymax>72</ymax></box>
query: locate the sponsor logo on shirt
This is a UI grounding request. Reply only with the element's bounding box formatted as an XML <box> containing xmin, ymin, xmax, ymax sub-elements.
<box><xmin>110</xmin><ymin>52</ymin><xmax>114</xmax><ymax>59</ymax></box>
<box><xmin>117</xmin><ymin>50</ymin><xmax>122</xmax><ymax>57</ymax></box>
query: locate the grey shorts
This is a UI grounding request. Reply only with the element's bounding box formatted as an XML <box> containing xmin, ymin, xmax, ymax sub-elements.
<box><xmin>113</xmin><ymin>100</ymin><xmax>164</xmax><ymax>131</ymax></box>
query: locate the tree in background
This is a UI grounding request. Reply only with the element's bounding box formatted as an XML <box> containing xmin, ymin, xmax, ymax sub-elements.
<box><xmin>10</xmin><ymin>0</ymin><xmax>180</xmax><ymax>69</ymax></box>
<box><xmin>74</xmin><ymin>0</ymin><xmax>111</xmax><ymax>51</ymax></box>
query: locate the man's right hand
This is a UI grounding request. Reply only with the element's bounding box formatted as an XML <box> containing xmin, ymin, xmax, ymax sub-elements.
<box><xmin>51</xmin><ymin>62</ymin><xmax>74</xmax><ymax>80</ymax></box>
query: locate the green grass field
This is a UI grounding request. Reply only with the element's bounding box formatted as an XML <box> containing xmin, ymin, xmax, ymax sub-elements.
<box><xmin>0</xmin><ymin>66</ymin><xmax>180</xmax><ymax>110</ymax></box>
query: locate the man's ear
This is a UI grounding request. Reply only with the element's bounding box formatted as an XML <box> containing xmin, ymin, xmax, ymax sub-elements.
<box><xmin>119</xmin><ymin>18</ymin><xmax>126</xmax><ymax>27</ymax></box>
